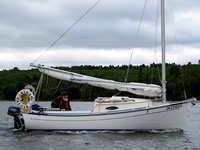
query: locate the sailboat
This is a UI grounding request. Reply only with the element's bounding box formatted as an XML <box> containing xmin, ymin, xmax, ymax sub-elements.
<box><xmin>8</xmin><ymin>0</ymin><xmax>196</xmax><ymax>131</ymax></box>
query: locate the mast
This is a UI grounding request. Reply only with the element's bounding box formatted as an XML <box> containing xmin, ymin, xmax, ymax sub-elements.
<box><xmin>161</xmin><ymin>0</ymin><xmax>166</xmax><ymax>103</ymax></box>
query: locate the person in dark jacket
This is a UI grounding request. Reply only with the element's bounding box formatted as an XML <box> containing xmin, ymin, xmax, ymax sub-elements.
<box><xmin>51</xmin><ymin>92</ymin><xmax>71</xmax><ymax>111</ymax></box>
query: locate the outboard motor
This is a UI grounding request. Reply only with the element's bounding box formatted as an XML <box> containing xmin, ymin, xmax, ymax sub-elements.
<box><xmin>7</xmin><ymin>106</ymin><xmax>25</xmax><ymax>130</ymax></box>
<box><xmin>8</xmin><ymin>86</ymin><xmax>36</xmax><ymax>131</ymax></box>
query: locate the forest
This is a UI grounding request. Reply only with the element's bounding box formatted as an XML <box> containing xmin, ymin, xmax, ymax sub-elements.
<box><xmin>0</xmin><ymin>63</ymin><xmax>199</xmax><ymax>101</ymax></box>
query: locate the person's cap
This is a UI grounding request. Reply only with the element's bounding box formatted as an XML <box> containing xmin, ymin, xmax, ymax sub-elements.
<box><xmin>60</xmin><ymin>91</ymin><xmax>67</xmax><ymax>96</ymax></box>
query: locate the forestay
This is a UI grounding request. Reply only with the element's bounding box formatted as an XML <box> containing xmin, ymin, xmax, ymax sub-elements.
<box><xmin>31</xmin><ymin>64</ymin><xmax>162</xmax><ymax>97</ymax></box>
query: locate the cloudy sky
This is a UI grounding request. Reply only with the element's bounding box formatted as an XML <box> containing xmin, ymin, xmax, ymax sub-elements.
<box><xmin>0</xmin><ymin>0</ymin><xmax>199</xmax><ymax>70</ymax></box>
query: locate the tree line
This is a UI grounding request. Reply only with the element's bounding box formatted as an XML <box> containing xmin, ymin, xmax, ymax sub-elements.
<box><xmin>0</xmin><ymin>63</ymin><xmax>199</xmax><ymax>101</ymax></box>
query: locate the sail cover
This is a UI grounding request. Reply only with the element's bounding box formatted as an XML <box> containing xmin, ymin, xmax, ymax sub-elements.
<box><xmin>31</xmin><ymin>64</ymin><xmax>162</xmax><ymax>97</ymax></box>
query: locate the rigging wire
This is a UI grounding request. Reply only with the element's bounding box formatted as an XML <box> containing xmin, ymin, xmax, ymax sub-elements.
<box><xmin>46</xmin><ymin>75</ymin><xmax>62</xmax><ymax>96</ymax></box>
<box><xmin>168</xmin><ymin>0</ymin><xmax>187</xmax><ymax>99</ymax></box>
<box><xmin>35</xmin><ymin>72</ymin><xmax>44</xmax><ymax>101</ymax></box>
<box><xmin>89</xmin><ymin>86</ymin><xmax>93</xmax><ymax>100</ymax></box>
<box><xmin>113</xmin><ymin>91</ymin><xmax>122</xmax><ymax>96</ymax></box>
<box><xmin>125</xmin><ymin>0</ymin><xmax>148</xmax><ymax>82</ymax></box>
<box><xmin>151</xmin><ymin>0</ymin><xmax>162</xmax><ymax>84</ymax></box>
<box><xmin>32</xmin><ymin>0</ymin><xmax>102</xmax><ymax>64</ymax></box>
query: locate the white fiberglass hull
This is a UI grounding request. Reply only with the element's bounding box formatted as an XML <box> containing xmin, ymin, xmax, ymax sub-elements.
<box><xmin>23</xmin><ymin>101</ymin><xmax>189</xmax><ymax>131</ymax></box>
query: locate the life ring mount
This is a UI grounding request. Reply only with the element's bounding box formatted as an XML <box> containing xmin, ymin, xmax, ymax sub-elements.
<box><xmin>15</xmin><ymin>89</ymin><xmax>35</xmax><ymax>109</ymax></box>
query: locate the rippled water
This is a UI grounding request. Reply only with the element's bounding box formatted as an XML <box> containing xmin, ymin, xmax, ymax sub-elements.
<box><xmin>0</xmin><ymin>102</ymin><xmax>199</xmax><ymax>150</ymax></box>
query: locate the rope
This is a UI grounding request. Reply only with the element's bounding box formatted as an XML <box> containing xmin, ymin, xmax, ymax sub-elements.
<box><xmin>32</xmin><ymin>0</ymin><xmax>102</xmax><ymax>64</ymax></box>
<box><xmin>168</xmin><ymin>0</ymin><xmax>187</xmax><ymax>99</ymax></box>
<box><xmin>0</xmin><ymin>112</ymin><xmax>20</xmax><ymax>118</ymax></box>
<box><xmin>0</xmin><ymin>114</ymin><xmax>9</xmax><ymax>118</ymax></box>
<box><xmin>125</xmin><ymin>0</ymin><xmax>148</xmax><ymax>82</ymax></box>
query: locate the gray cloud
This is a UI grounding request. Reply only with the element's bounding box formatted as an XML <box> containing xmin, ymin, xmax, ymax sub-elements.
<box><xmin>0</xmin><ymin>0</ymin><xmax>199</xmax><ymax>69</ymax></box>
<box><xmin>0</xmin><ymin>0</ymin><xmax>199</xmax><ymax>50</ymax></box>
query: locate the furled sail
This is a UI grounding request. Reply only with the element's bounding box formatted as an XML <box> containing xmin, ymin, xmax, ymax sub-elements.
<box><xmin>31</xmin><ymin>64</ymin><xmax>162</xmax><ymax>97</ymax></box>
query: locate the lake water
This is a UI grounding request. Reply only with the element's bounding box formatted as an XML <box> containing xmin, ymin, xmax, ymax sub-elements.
<box><xmin>0</xmin><ymin>102</ymin><xmax>200</xmax><ymax>150</ymax></box>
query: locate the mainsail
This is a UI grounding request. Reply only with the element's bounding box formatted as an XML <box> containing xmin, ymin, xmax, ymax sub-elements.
<box><xmin>31</xmin><ymin>64</ymin><xmax>162</xmax><ymax>97</ymax></box>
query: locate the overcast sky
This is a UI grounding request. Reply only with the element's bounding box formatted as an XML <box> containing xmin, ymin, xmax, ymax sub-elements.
<box><xmin>0</xmin><ymin>0</ymin><xmax>199</xmax><ymax>70</ymax></box>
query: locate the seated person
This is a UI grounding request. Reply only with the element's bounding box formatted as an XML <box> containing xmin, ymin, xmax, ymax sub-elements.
<box><xmin>51</xmin><ymin>91</ymin><xmax>71</xmax><ymax>111</ymax></box>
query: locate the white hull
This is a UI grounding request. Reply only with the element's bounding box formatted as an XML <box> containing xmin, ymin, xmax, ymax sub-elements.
<box><xmin>23</xmin><ymin>101</ymin><xmax>190</xmax><ymax>131</ymax></box>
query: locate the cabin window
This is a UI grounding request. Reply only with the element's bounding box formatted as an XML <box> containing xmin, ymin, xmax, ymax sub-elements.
<box><xmin>105</xmin><ymin>106</ymin><xmax>119</xmax><ymax>110</ymax></box>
